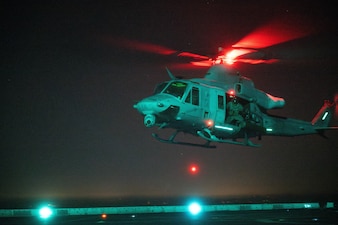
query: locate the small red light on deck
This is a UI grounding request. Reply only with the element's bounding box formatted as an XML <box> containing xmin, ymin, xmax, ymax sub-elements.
<box><xmin>189</xmin><ymin>164</ymin><xmax>199</xmax><ymax>175</ymax></box>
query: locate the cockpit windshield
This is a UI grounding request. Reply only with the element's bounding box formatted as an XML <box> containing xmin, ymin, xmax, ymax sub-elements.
<box><xmin>162</xmin><ymin>81</ymin><xmax>188</xmax><ymax>99</ymax></box>
<box><xmin>153</xmin><ymin>82</ymin><xmax>169</xmax><ymax>94</ymax></box>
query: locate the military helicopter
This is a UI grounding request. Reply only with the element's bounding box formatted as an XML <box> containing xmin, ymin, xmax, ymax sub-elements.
<box><xmin>126</xmin><ymin>20</ymin><xmax>338</xmax><ymax>147</ymax></box>
<box><xmin>133</xmin><ymin>63</ymin><xmax>337</xmax><ymax>148</ymax></box>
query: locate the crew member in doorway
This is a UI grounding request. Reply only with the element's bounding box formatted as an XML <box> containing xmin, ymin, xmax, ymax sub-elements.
<box><xmin>226</xmin><ymin>97</ymin><xmax>246</xmax><ymax>128</ymax></box>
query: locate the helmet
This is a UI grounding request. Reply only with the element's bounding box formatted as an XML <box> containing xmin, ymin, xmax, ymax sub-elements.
<box><xmin>233</xmin><ymin>97</ymin><xmax>237</xmax><ymax>103</ymax></box>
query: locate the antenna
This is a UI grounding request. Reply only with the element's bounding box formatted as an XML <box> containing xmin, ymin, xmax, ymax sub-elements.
<box><xmin>165</xmin><ymin>67</ymin><xmax>177</xmax><ymax>80</ymax></box>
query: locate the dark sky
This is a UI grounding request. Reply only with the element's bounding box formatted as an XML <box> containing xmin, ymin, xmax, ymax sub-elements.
<box><xmin>1</xmin><ymin>0</ymin><xmax>338</xmax><ymax>202</ymax></box>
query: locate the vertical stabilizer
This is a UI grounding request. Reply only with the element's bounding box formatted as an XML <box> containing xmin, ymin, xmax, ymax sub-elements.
<box><xmin>311</xmin><ymin>100</ymin><xmax>335</xmax><ymax>127</ymax></box>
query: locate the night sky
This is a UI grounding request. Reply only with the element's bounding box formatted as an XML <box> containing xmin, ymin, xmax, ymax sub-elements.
<box><xmin>1</xmin><ymin>1</ymin><xmax>338</xmax><ymax>203</ymax></box>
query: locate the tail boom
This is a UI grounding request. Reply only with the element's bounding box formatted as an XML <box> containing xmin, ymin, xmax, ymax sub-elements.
<box><xmin>264</xmin><ymin>100</ymin><xmax>338</xmax><ymax>137</ymax></box>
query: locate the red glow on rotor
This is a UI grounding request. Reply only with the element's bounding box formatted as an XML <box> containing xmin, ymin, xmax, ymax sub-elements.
<box><xmin>224</xmin><ymin>49</ymin><xmax>256</xmax><ymax>65</ymax></box>
<box><xmin>190</xmin><ymin>60</ymin><xmax>214</xmax><ymax>67</ymax></box>
<box><xmin>178</xmin><ymin>52</ymin><xmax>210</xmax><ymax>60</ymax></box>
<box><xmin>236</xmin><ymin>58</ymin><xmax>279</xmax><ymax>64</ymax></box>
<box><xmin>222</xmin><ymin>16</ymin><xmax>315</xmax><ymax>65</ymax></box>
<box><xmin>233</xmin><ymin>17</ymin><xmax>314</xmax><ymax>49</ymax></box>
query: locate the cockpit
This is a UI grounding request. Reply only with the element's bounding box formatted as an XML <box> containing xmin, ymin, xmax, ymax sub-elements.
<box><xmin>154</xmin><ymin>81</ymin><xmax>188</xmax><ymax>99</ymax></box>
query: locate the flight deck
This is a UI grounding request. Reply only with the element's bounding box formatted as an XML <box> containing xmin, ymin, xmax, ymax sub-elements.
<box><xmin>1</xmin><ymin>201</ymin><xmax>336</xmax><ymax>225</ymax></box>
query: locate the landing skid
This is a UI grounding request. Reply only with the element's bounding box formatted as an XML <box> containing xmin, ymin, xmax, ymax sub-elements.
<box><xmin>152</xmin><ymin>132</ymin><xmax>216</xmax><ymax>148</ymax></box>
<box><xmin>197</xmin><ymin>130</ymin><xmax>260</xmax><ymax>147</ymax></box>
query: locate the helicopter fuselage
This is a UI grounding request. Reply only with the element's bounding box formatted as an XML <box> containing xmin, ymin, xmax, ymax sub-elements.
<box><xmin>133</xmin><ymin>65</ymin><xmax>336</xmax><ymax>147</ymax></box>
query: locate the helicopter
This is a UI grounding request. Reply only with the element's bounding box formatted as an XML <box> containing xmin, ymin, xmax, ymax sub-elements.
<box><xmin>126</xmin><ymin>18</ymin><xmax>338</xmax><ymax>148</ymax></box>
<box><xmin>133</xmin><ymin>64</ymin><xmax>337</xmax><ymax>148</ymax></box>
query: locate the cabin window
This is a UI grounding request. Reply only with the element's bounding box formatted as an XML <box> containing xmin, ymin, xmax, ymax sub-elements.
<box><xmin>192</xmin><ymin>87</ymin><xmax>199</xmax><ymax>105</ymax></box>
<box><xmin>235</xmin><ymin>83</ymin><xmax>242</xmax><ymax>94</ymax></box>
<box><xmin>163</xmin><ymin>81</ymin><xmax>187</xmax><ymax>99</ymax></box>
<box><xmin>218</xmin><ymin>95</ymin><xmax>224</xmax><ymax>109</ymax></box>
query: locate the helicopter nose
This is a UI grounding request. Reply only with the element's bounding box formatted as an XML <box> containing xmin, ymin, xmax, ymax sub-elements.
<box><xmin>133</xmin><ymin>101</ymin><xmax>145</xmax><ymax>112</ymax></box>
<box><xmin>133</xmin><ymin>102</ymin><xmax>139</xmax><ymax>110</ymax></box>
<box><xmin>133</xmin><ymin>98</ymin><xmax>165</xmax><ymax>114</ymax></box>
<box><xmin>133</xmin><ymin>101</ymin><xmax>147</xmax><ymax>113</ymax></box>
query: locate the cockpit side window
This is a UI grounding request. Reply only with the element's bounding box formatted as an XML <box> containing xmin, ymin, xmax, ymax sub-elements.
<box><xmin>163</xmin><ymin>81</ymin><xmax>187</xmax><ymax>99</ymax></box>
<box><xmin>185</xmin><ymin>90</ymin><xmax>191</xmax><ymax>103</ymax></box>
<box><xmin>184</xmin><ymin>87</ymin><xmax>200</xmax><ymax>106</ymax></box>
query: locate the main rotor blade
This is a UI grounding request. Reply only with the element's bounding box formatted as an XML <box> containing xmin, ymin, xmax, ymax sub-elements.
<box><xmin>102</xmin><ymin>37</ymin><xmax>177</xmax><ymax>55</ymax></box>
<box><xmin>178</xmin><ymin>52</ymin><xmax>210</xmax><ymax>60</ymax></box>
<box><xmin>233</xmin><ymin>16</ymin><xmax>315</xmax><ymax>49</ymax></box>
